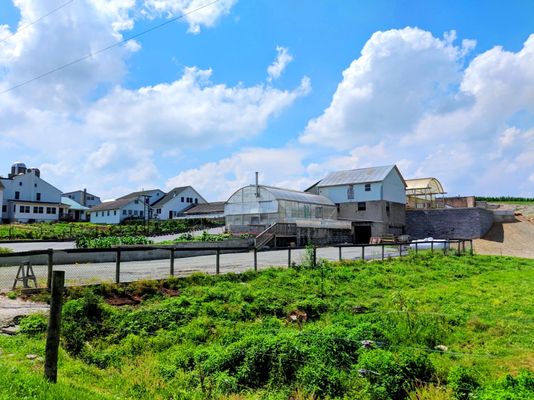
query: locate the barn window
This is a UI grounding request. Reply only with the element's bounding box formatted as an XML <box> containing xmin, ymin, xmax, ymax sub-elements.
<box><xmin>357</xmin><ymin>202</ymin><xmax>366</xmax><ymax>211</ymax></box>
<box><xmin>365</xmin><ymin>183</ymin><xmax>371</xmax><ymax>192</ymax></box>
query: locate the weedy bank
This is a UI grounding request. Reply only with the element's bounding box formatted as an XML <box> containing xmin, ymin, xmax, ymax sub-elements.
<box><xmin>1</xmin><ymin>253</ymin><xmax>534</xmax><ymax>399</ymax></box>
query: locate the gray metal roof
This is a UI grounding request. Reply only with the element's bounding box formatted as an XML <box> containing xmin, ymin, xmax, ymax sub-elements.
<box><xmin>263</xmin><ymin>186</ymin><xmax>335</xmax><ymax>206</ymax></box>
<box><xmin>316</xmin><ymin>165</ymin><xmax>396</xmax><ymax>187</ymax></box>
<box><xmin>61</xmin><ymin>197</ymin><xmax>89</xmax><ymax>211</ymax></box>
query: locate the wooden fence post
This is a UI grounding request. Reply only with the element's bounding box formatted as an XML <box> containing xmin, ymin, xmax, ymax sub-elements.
<box><xmin>381</xmin><ymin>244</ymin><xmax>385</xmax><ymax>261</ymax></box>
<box><xmin>361</xmin><ymin>245</ymin><xmax>365</xmax><ymax>261</ymax></box>
<box><xmin>415</xmin><ymin>242</ymin><xmax>418</xmax><ymax>254</ymax></box>
<box><xmin>44</xmin><ymin>271</ymin><xmax>65</xmax><ymax>383</ymax></box>
<box><xmin>313</xmin><ymin>246</ymin><xmax>317</xmax><ymax>268</ymax></box>
<box><xmin>253</xmin><ymin>248</ymin><xmax>258</xmax><ymax>272</ymax></box>
<box><xmin>288</xmin><ymin>247</ymin><xmax>291</xmax><ymax>268</ymax></box>
<box><xmin>169</xmin><ymin>248</ymin><xmax>175</xmax><ymax>276</ymax></box>
<box><xmin>47</xmin><ymin>249</ymin><xmax>54</xmax><ymax>289</ymax></box>
<box><xmin>216</xmin><ymin>249</ymin><xmax>220</xmax><ymax>275</ymax></box>
<box><xmin>115</xmin><ymin>248</ymin><xmax>121</xmax><ymax>284</ymax></box>
<box><xmin>338</xmin><ymin>246</ymin><xmax>342</xmax><ymax>261</ymax></box>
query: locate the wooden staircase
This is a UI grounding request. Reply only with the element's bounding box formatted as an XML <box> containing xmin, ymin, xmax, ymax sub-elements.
<box><xmin>254</xmin><ymin>222</ymin><xmax>297</xmax><ymax>249</ymax></box>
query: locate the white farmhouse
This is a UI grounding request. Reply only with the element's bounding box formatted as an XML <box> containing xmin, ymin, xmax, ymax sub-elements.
<box><xmin>89</xmin><ymin>197</ymin><xmax>147</xmax><ymax>224</ymax></box>
<box><xmin>151</xmin><ymin>186</ymin><xmax>207</xmax><ymax>220</ymax></box>
<box><xmin>0</xmin><ymin>162</ymin><xmax>64</xmax><ymax>223</ymax></box>
<box><xmin>62</xmin><ymin>189</ymin><xmax>101</xmax><ymax>208</ymax></box>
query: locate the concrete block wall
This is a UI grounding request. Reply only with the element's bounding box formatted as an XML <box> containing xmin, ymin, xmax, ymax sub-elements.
<box><xmin>406</xmin><ymin>208</ymin><xmax>494</xmax><ymax>239</ymax></box>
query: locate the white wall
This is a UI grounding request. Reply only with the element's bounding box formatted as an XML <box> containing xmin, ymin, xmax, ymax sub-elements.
<box><xmin>64</xmin><ymin>191</ymin><xmax>101</xmax><ymax>208</ymax></box>
<box><xmin>155</xmin><ymin>187</ymin><xmax>207</xmax><ymax>220</ymax></box>
<box><xmin>2</xmin><ymin>172</ymin><xmax>62</xmax><ymax>204</ymax></box>
<box><xmin>382</xmin><ymin>169</ymin><xmax>406</xmax><ymax>204</ymax></box>
<box><xmin>9</xmin><ymin>202</ymin><xmax>60</xmax><ymax>222</ymax></box>
<box><xmin>90</xmin><ymin>200</ymin><xmax>147</xmax><ymax>224</ymax></box>
<box><xmin>317</xmin><ymin>182</ymin><xmax>382</xmax><ymax>203</ymax></box>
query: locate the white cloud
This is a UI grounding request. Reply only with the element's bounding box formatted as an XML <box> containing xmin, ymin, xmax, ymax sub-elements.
<box><xmin>300</xmin><ymin>27</ymin><xmax>473</xmax><ymax>149</ymax></box>
<box><xmin>86</xmin><ymin>68</ymin><xmax>311</xmax><ymax>148</ymax></box>
<box><xmin>166</xmin><ymin>147</ymin><xmax>309</xmax><ymax>200</ymax></box>
<box><xmin>142</xmin><ymin>0</ymin><xmax>237</xmax><ymax>34</ymax></box>
<box><xmin>267</xmin><ymin>46</ymin><xmax>293</xmax><ymax>82</ymax></box>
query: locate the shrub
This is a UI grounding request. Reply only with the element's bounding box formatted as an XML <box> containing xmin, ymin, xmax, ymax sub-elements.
<box><xmin>18</xmin><ymin>313</ymin><xmax>48</xmax><ymax>335</ymax></box>
<box><xmin>448</xmin><ymin>366</ymin><xmax>479</xmax><ymax>400</ymax></box>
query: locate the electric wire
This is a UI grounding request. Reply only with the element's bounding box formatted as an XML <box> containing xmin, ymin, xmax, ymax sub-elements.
<box><xmin>0</xmin><ymin>0</ymin><xmax>220</xmax><ymax>95</ymax></box>
<box><xmin>0</xmin><ymin>0</ymin><xmax>74</xmax><ymax>45</ymax></box>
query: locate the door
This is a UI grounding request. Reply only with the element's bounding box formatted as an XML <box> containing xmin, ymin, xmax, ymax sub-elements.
<box><xmin>169</xmin><ymin>210</ymin><xmax>173</xmax><ymax>219</ymax></box>
<box><xmin>353</xmin><ymin>226</ymin><xmax>372</xmax><ymax>244</ymax></box>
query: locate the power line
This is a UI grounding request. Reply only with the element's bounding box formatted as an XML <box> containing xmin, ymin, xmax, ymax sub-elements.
<box><xmin>0</xmin><ymin>0</ymin><xmax>75</xmax><ymax>45</ymax></box>
<box><xmin>0</xmin><ymin>0</ymin><xmax>220</xmax><ymax>95</ymax></box>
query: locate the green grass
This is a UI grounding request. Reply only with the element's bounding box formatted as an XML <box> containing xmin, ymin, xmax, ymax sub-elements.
<box><xmin>1</xmin><ymin>253</ymin><xmax>533</xmax><ymax>399</ymax></box>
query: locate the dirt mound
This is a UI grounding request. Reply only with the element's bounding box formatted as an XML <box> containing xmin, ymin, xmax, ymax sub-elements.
<box><xmin>474</xmin><ymin>216</ymin><xmax>534</xmax><ymax>258</ymax></box>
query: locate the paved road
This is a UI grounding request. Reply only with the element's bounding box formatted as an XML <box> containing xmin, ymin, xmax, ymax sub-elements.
<box><xmin>0</xmin><ymin>246</ymin><xmax>401</xmax><ymax>291</ymax></box>
<box><xmin>0</xmin><ymin>227</ymin><xmax>226</xmax><ymax>253</ymax></box>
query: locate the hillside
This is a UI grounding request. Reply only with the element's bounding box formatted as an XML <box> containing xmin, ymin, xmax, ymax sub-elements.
<box><xmin>1</xmin><ymin>253</ymin><xmax>533</xmax><ymax>399</ymax></box>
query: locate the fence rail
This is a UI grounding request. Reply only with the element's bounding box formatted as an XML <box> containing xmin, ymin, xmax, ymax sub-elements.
<box><xmin>0</xmin><ymin>239</ymin><xmax>473</xmax><ymax>291</ymax></box>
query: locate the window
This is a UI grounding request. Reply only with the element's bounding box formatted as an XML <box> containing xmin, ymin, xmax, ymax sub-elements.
<box><xmin>36</xmin><ymin>193</ymin><xmax>41</xmax><ymax>201</ymax></box>
<box><xmin>181</xmin><ymin>197</ymin><xmax>184</xmax><ymax>202</ymax></box>
<box><xmin>365</xmin><ymin>183</ymin><xmax>371</xmax><ymax>192</ymax></box>
<box><xmin>123</xmin><ymin>210</ymin><xmax>127</xmax><ymax>215</ymax></box>
<box><xmin>38</xmin><ymin>207</ymin><xmax>43</xmax><ymax>214</ymax></box>
<box><xmin>15</xmin><ymin>191</ymin><xmax>20</xmax><ymax>200</ymax></box>
<box><xmin>134</xmin><ymin>210</ymin><xmax>138</xmax><ymax>216</ymax></box>
<box><xmin>95</xmin><ymin>212</ymin><xmax>99</xmax><ymax>217</ymax></box>
<box><xmin>114</xmin><ymin>210</ymin><xmax>117</xmax><ymax>216</ymax></box>
<box><xmin>33</xmin><ymin>206</ymin><xmax>38</xmax><ymax>213</ymax></box>
<box><xmin>46</xmin><ymin>207</ymin><xmax>56</xmax><ymax>214</ymax></box>
<box><xmin>20</xmin><ymin>205</ymin><xmax>25</xmax><ymax>213</ymax></box>
<box><xmin>1</xmin><ymin>205</ymin><xmax>6</xmax><ymax>213</ymax></box>
<box><xmin>357</xmin><ymin>202</ymin><xmax>366</xmax><ymax>211</ymax></box>
<box><xmin>128</xmin><ymin>210</ymin><xmax>132</xmax><ymax>215</ymax></box>
<box><xmin>156</xmin><ymin>208</ymin><xmax>161</xmax><ymax>214</ymax></box>
<box><xmin>315</xmin><ymin>207</ymin><xmax>323</xmax><ymax>218</ymax></box>
<box><xmin>386</xmin><ymin>202</ymin><xmax>390</xmax><ymax>217</ymax></box>
<box><xmin>107</xmin><ymin>211</ymin><xmax>110</xmax><ymax>216</ymax></box>
<box><xmin>19</xmin><ymin>182</ymin><xmax>22</xmax><ymax>186</ymax></box>
<box><xmin>140</xmin><ymin>211</ymin><xmax>143</xmax><ymax>217</ymax></box>
<box><xmin>195</xmin><ymin>198</ymin><xmax>198</xmax><ymax>204</ymax></box>
<box><xmin>347</xmin><ymin>185</ymin><xmax>354</xmax><ymax>200</ymax></box>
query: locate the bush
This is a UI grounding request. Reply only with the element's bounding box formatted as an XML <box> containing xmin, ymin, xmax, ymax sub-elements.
<box><xmin>448</xmin><ymin>366</ymin><xmax>479</xmax><ymax>400</ymax></box>
<box><xmin>18</xmin><ymin>314</ymin><xmax>48</xmax><ymax>335</ymax></box>
<box><xmin>472</xmin><ymin>370</ymin><xmax>534</xmax><ymax>399</ymax></box>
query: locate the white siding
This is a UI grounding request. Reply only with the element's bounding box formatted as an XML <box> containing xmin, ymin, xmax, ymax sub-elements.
<box><xmin>63</xmin><ymin>191</ymin><xmax>101</xmax><ymax>208</ymax></box>
<box><xmin>317</xmin><ymin>182</ymin><xmax>382</xmax><ymax>203</ymax></box>
<box><xmin>90</xmin><ymin>200</ymin><xmax>147</xmax><ymax>224</ymax></box>
<box><xmin>156</xmin><ymin>187</ymin><xmax>207</xmax><ymax>220</ymax></box>
<box><xmin>10</xmin><ymin>202</ymin><xmax>60</xmax><ymax>222</ymax></box>
<box><xmin>382</xmin><ymin>169</ymin><xmax>406</xmax><ymax>204</ymax></box>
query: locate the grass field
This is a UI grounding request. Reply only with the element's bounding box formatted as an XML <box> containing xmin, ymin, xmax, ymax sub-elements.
<box><xmin>1</xmin><ymin>253</ymin><xmax>533</xmax><ymax>399</ymax></box>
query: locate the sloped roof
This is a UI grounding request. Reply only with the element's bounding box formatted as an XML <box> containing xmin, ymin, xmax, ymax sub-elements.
<box><xmin>89</xmin><ymin>198</ymin><xmax>138</xmax><ymax>212</ymax></box>
<box><xmin>151</xmin><ymin>187</ymin><xmax>191</xmax><ymax>207</ymax></box>
<box><xmin>183</xmin><ymin>201</ymin><xmax>225</xmax><ymax>215</ymax></box>
<box><xmin>262</xmin><ymin>185</ymin><xmax>335</xmax><ymax>206</ymax></box>
<box><xmin>117</xmin><ymin>189</ymin><xmax>163</xmax><ymax>201</ymax></box>
<box><xmin>406</xmin><ymin>178</ymin><xmax>445</xmax><ymax>194</ymax></box>
<box><xmin>62</xmin><ymin>189</ymin><xmax>100</xmax><ymax>199</ymax></box>
<box><xmin>61</xmin><ymin>197</ymin><xmax>89</xmax><ymax>210</ymax></box>
<box><xmin>316</xmin><ymin>165</ymin><xmax>405</xmax><ymax>187</ymax></box>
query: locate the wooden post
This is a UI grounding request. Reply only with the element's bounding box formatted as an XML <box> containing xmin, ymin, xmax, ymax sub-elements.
<box><xmin>253</xmin><ymin>248</ymin><xmax>258</xmax><ymax>272</ymax></box>
<box><xmin>216</xmin><ymin>249</ymin><xmax>220</xmax><ymax>275</ymax></box>
<box><xmin>361</xmin><ymin>245</ymin><xmax>365</xmax><ymax>261</ymax></box>
<box><xmin>47</xmin><ymin>248</ymin><xmax>54</xmax><ymax>289</ymax></box>
<box><xmin>44</xmin><ymin>270</ymin><xmax>65</xmax><ymax>383</ymax></box>
<box><xmin>313</xmin><ymin>246</ymin><xmax>317</xmax><ymax>268</ymax></box>
<box><xmin>169</xmin><ymin>249</ymin><xmax>175</xmax><ymax>276</ymax></box>
<box><xmin>415</xmin><ymin>242</ymin><xmax>418</xmax><ymax>254</ymax></box>
<box><xmin>381</xmin><ymin>244</ymin><xmax>385</xmax><ymax>261</ymax></box>
<box><xmin>288</xmin><ymin>247</ymin><xmax>291</xmax><ymax>268</ymax></box>
<box><xmin>115</xmin><ymin>248</ymin><xmax>121</xmax><ymax>284</ymax></box>
<box><xmin>338</xmin><ymin>246</ymin><xmax>342</xmax><ymax>261</ymax></box>
<box><xmin>431</xmin><ymin>241</ymin><xmax>434</xmax><ymax>253</ymax></box>
<box><xmin>469</xmin><ymin>239</ymin><xmax>474</xmax><ymax>255</ymax></box>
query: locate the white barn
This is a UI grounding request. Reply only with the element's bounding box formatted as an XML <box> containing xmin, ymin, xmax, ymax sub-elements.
<box><xmin>89</xmin><ymin>197</ymin><xmax>147</xmax><ymax>224</ymax></box>
<box><xmin>62</xmin><ymin>189</ymin><xmax>102</xmax><ymax>208</ymax></box>
<box><xmin>0</xmin><ymin>162</ymin><xmax>64</xmax><ymax>223</ymax></box>
<box><xmin>152</xmin><ymin>186</ymin><xmax>207</xmax><ymax>220</ymax></box>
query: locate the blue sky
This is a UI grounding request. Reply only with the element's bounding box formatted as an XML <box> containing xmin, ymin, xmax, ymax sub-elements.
<box><xmin>0</xmin><ymin>0</ymin><xmax>533</xmax><ymax>200</ymax></box>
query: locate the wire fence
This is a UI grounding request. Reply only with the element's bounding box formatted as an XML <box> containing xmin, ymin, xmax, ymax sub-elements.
<box><xmin>0</xmin><ymin>239</ymin><xmax>473</xmax><ymax>292</ymax></box>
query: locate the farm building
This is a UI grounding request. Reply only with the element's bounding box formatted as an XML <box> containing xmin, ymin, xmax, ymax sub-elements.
<box><xmin>307</xmin><ymin>165</ymin><xmax>407</xmax><ymax>242</ymax></box>
<box><xmin>62</xmin><ymin>189</ymin><xmax>101</xmax><ymax>208</ymax></box>
<box><xmin>405</xmin><ymin>177</ymin><xmax>446</xmax><ymax>209</ymax></box>
<box><xmin>225</xmin><ymin>184</ymin><xmax>351</xmax><ymax>247</ymax></box>
<box><xmin>151</xmin><ymin>186</ymin><xmax>207</xmax><ymax>220</ymax></box>
<box><xmin>177</xmin><ymin>201</ymin><xmax>225</xmax><ymax>221</ymax></box>
<box><xmin>89</xmin><ymin>197</ymin><xmax>147</xmax><ymax>224</ymax></box>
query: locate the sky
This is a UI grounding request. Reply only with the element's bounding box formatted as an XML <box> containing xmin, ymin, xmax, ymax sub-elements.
<box><xmin>0</xmin><ymin>0</ymin><xmax>533</xmax><ymax>201</ymax></box>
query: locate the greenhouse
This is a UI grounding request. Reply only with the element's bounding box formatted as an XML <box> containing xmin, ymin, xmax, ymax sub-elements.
<box><xmin>225</xmin><ymin>185</ymin><xmax>337</xmax><ymax>230</ymax></box>
<box><xmin>405</xmin><ymin>177</ymin><xmax>446</xmax><ymax>209</ymax></box>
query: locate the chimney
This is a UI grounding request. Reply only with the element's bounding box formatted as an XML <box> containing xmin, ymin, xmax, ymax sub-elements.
<box><xmin>255</xmin><ymin>172</ymin><xmax>260</xmax><ymax>197</ymax></box>
<box><xmin>83</xmin><ymin>188</ymin><xmax>87</xmax><ymax>206</ymax></box>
